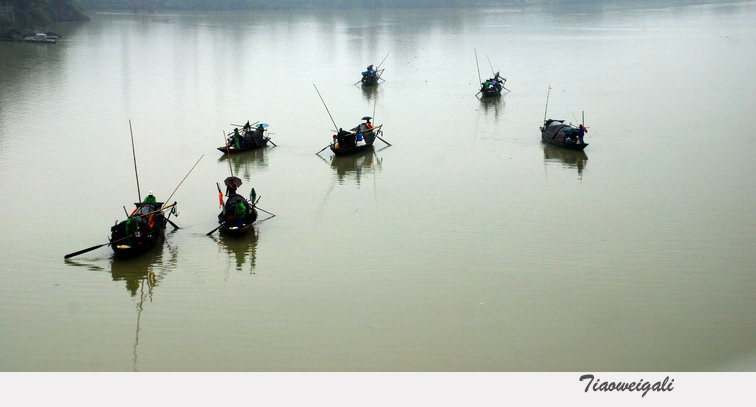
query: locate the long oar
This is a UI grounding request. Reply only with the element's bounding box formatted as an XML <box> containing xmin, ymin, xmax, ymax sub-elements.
<box><xmin>315</xmin><ymin>144</ymin><xmax>331</xmax><ymax>155</ymax></box>
<box><xmin>376</xmin><ymin>132</ymin><xmax>392</xmax><ymax>146</ymax></box>
<box><xmin>206</xmin><ymin>225</ymin><xmax>221</xmax><ymax>236</ymax></box>
<box><xmin>164</xmin><ymin>154</ymin><xmax>204</xmax><ymax>206</ymax></box>
<box><xmin>64</xmin><ymin>237</ymin><xmax>129</xmax><ymax>259</ymax></box>
<box><xmin>254</xmin><ymin>205</ymin><xmax>276</xmax><ymax>217</ymax></box>
<box><xmin>373</xmin><ymin>126</ymin><xmax>391</xmax><ymax>146</ymax></box>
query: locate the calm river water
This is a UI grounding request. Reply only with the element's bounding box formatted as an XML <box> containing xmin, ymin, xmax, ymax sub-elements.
<box><xmin>1</xmin><ymin>2</ymin><xmax>754</xmax><ymax>372</ymax></box>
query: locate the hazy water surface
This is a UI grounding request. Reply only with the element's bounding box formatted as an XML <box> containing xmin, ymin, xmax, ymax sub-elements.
<box><xmin>0</xmin><ymin>2</ymin><xmax>754</xmax><ymax>371</ymax></box>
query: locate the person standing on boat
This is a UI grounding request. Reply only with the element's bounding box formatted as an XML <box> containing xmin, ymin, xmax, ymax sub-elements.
<box><xmin>578</xmin><ymin>124</ymin><xmax>587</xmax><ymax>144</ymax></box>
<box><xmin>232</xmin><ymin>128</ymin><xmax>242</xmax><ymax>149</ymax></box>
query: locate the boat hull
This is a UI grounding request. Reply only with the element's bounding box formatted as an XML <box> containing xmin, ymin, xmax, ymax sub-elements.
<box><xmin>217</xmin><ymin>140</ymin><xmax>269</xmax><ymax>154</ymax></box>
<box><xmin>541</xmin><ymin>133</ymin><xmax>588</xmax><ymax>151</ymax></box>
<box><xmin>218</xmin><ymin>208</ymin><xmax>258</xmax><ymax>236</ymax></box>
<box><xmin>331</xmin><ymin>143</ymin><xmax>374</xmax><ymax>156</ymax></box>
<box><xmin>112</xmin><ymin>232</ymin><xmax>164</xmax><ymax>258</ymax></box>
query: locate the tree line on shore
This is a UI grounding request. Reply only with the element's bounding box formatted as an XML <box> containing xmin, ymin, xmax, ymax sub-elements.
<box><xmin>79</xmin><ymin>0</ymin><xmax>546</xmax><ymax>11</ymax></box>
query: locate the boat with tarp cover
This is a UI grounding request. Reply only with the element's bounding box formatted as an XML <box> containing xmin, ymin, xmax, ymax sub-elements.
<box><xmin>540</xmin><ymin>87</ymin><xmax>589</xmax><ymax>151</ymax></box>
<box><xmin>540</xmin><ymin>119</ymin><xmax>589</xmax><ymax>151</ymax></box>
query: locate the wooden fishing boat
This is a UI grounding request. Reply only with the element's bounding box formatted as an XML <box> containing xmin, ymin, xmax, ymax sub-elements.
<box><xmin>214</xmin><ymin>176</ymin><xmax>258</xmax><ymax>237</ymax></box>
<box><xmin>330</xmin><ymin>122</ymin><xmax>380</xmax><ymax>156</ymax></box>
<box><xmin>480</xmin><ymin>73</ymin><xmax>505</xmax><ymax>97</ymax></box>
<box><xmin>540</xmin><ymin>119</ymin><xmax>588</xmax><ymax>151</ymax></box>
<box><xmin>474</xmin><ymin>50</ymin><xmax>507</xmax><ymax>98</ymax></box>
<box><xmin>540</xmin><ymin>87</ymin><xmax>589</xmax><ymax>151</ymax></box>
<box><xmin>64</xmin><ymin>122</ymin><xmax>201</xmax><ymax>261</ymax></box>
<box><xmin>360</xmin><ymin>62</ymin><xmax>385</xmax><ymax>86</ymax></box>
<box><xmin>110</xmin><ymin>201</ymin><xmax>168</xmax><ymax>258</ymax></box>
<box><xmin>218</xmin><ymin>194</ymin><xmax>258</xmax><ymax>237</ymax></box>
<box><xmin>218</xmin><ymin>124</ymin><xmax>271</xmax><ymax>154</ymax></box>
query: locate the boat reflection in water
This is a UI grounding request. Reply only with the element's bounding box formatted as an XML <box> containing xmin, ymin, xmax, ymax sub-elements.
<box><xmin>217</xmin><ymin>146</ymin><xmax>269</xmax><ymax>178</ymax></box>
<box><xmin>542</xmin><ymin>143</ymin><xmax>588</xmax><ymax>177</ymax></box>
<box><xmin>213</xmin><ymin>228</ymin><xmax>260</xmax><ymax>274</ymax></box>
<box><xmin>113</xmin><ymin>239</ymin><xmax>177</xmax><ymax>371</ymax></box>
<box><xmin>360</xmin><ymin>83</ymin><xmax>379</xmax><ymax>102</ymax></box>
<box><xmin>65</xmin><ymin>236</ymin><xmax>178</xmax><ymax>371</ymax></box>
<box><xmin>328</xmin><ymin>146</ymin><xmax>385</xmax><ymax>185</ymax></box>
<box><xmin>479</xmin><ymin>94</ymin><xmax>504</xmax><ymax>119</ymax></box>
<box><xmin>109</xmin><ymin>240</ymin><xmax>177</xmax><ymax>296</ymax></box>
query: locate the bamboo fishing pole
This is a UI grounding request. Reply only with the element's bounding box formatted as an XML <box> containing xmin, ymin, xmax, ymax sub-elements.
<box><xmin>313</xmin><ymin>84</ymin><xmax>339</xmax><ymax>132</ymax></box>
<box><xmin>376</xmin><ymin>52</ymin><xmax>390</xmax><ymax>70</ymax></box>
<box><xmin>222</xmin><ymin>131</ymin><xmax>234</xmax><ymax>178</ymax></box>
<box><xmin>129</xmin><ymin>120</ymin><xmax>141</xmax><ymax>203</ymax></box>
<box><xmin>474</xmin><ymin>48</ymin><xmax>482</xmax><ymax>85</ymax></box>
<box><xmin>164</xmin><ymin>154</ymin><xmax>204</xmax><ymax>205</ymax></box>
<box><xmin>487</xmin><ymin>55</ymin><xmax>496</xmax><ymax>77</ymax></box>
<box><xmin>543</xmin><ymin>86</ymin><xmax>551</xmax><ymax>124</ymax></box>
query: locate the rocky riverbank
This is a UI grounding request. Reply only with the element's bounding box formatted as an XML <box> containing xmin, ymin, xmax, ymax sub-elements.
<box><xmin>1</xmin><ymin>0</ymin><xmax>89</xmax><ymax>40</ymax></box>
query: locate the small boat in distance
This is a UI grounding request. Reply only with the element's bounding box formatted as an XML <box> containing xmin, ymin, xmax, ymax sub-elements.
<box><xmin>313</xmin><ymin>84</ymin><xmax>391</xmax><ymax>157</ymax></box>
<box><xmin>23</xmin><ymin>33</ymin><xmax>58</xmax><ymax>43</ymax></box>
<box><xmin>474</xmin><ymin>49</ymin><xmax>508</xmax><ymax>98</ymax></box>
<box><xmin>359</xmin><ymin>53</ymin><xmax>389</xmax><ymax>86</ymax></box>
<box><xmin>361</xmin><ymin>65</ymin><xmax>383</xmax><ymax>86</ymax></box>
<box><xmin>218</xmin><ymin>121</ymin><xmax>272</xmax><ymax>154</ymax></box>
<box><xmin>540</xmin><ymin>86</ymin><xmax>589</xmax><ymax>151</ymax></box>
<box><xmin>480</xmin><ymin>72</ymin><xmax>506</xmax><ymax>97</ymax></box>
